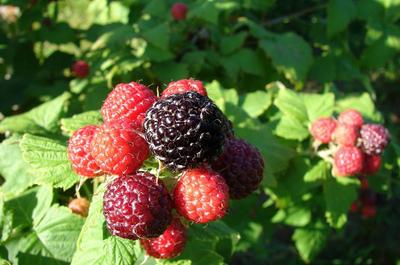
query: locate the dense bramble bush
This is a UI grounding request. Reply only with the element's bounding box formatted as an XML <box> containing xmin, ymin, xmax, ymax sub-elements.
<box><xmin>0</xmin><ymin>0</ymin><xmax>400</xmax><ymax>264</ymax></box>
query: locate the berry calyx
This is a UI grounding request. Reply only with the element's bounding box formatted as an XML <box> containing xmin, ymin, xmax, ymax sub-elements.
<box><xmin>68</xmin><ymin>197</ymin><xmax>90</xmax><ymax>217</ymax></box>
<box><xmin>101</xmin><ymin>82</ymin><xmax>157</xmax><ymax>126</ymax></box>
<box><xmin>68</xmin><ymin>125</ymin><xmax>102</xmax><ymax>177</ymax></box>
<box><xmin>338</xmin><ymin>109</ymin><xmax>364</xmax><ymax>129</ymax></box>
<box><xmin>359</xmin><ymin>124</ymin><xmax>390</xmax><ymax>155</ymax></box>
<box><xmin>333</xmin><ymin>146</ymin><xmax>364</xmax><ymax>177</ymax></box>
<box><xmin>171</xmin><ymin>3</ymin><xmax>188</xmax><ymax>21</ymax></box>
<box><xmin>174</xmin><ymin>168</ymin><xmax>229</xmax><ymax>223</ymax></box>
<box><xmin>103</xmin><ymin>173</ymin><xmax>173</xmax><ymax>240</ymax></box>
<box><xmin>162</xmin><ymin>79</ymin><xmax>207</xmax><ymax>98</ymax></box>
<box><xmin>144</xmin><ymin>92</ymin><xmax>230</xmax><ymax>170</ymax></box>
<box><xmin>362</xmin><ymin>155</ymin><xmax>381</xmax><ymax>175</ymax></box>
<box><xmin>212</xmin><ymin>138</ymin><xmax>264</xmax><ymax>199</ymax></box>
<box><xmin>140</xmin><ymin>218</ymin><xmax>187</xmax><ymax>259</ymax></box>
<box><xmin>310</xmin><ymin>117</ymin><xmax>337</xmax><ymax>144</ymax></box>
<box><xmin>90</xmin><ymin>120</ymin><xmax>149</xmax><ymax>175</ymax></box>
<box><xmin>333</xmin><ymin>123</ymin><xmax>359</xmax><ymax>146</ymax></box>
<box><xmin>72</xmin><ymin>60</ymin><xmax>89</xmax><ymax>78</ymax></box>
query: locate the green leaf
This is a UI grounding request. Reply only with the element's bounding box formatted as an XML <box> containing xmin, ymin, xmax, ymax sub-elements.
<box><xmin>142</xmin><ymin>23</ymin><xmax>169</xmax><ymax>50</ymax></box>
<box><xmin>327</xmin><ymin>0</ymin><xmax>356</xmax><ymax>37</ymax></box>
<box><xmin>304</xmin><ymin>161</ymin><xmax>329</xmax><ymax>182</ymax></box>
<box><xmin>206</xmin><ymin>81</ymin><xmax>239</xmax><ymax>112</ymax></box>
<box><xmin>61</xmin><ymin>111</ymin><xmax>102</xmax><ymax>136</ymax></box>
<box><xmin>3</xmin><ymin>186</ymin><xmax>53</xmax><ymax>231</ymax></box>
<box><xmin>190</xmin><ymin>221</ymin><xmax>240</xmax><ymax>243</ymax></box>
<box><xmin>221</xmin><ymin>49</ymin><xmax>265</xmax><ymax>78</ymax></box>
<box><xmin>292</xmin><ymin>221</ymin><xmax>328</xmax><ymax>263</ymax></box>
<box><xmin>240</xmin><ymin>90</ymin><xmax>272</xmax><ymax>118</ymax></box>
<box><xmin>17</xmin><ymin>206</ymin><xmax>84</xmax><ymax>263</ymax></box>
<box><xmin>275</xmin><ymin>115</ymin><xmax>309</xmax><ymax>141</ymax></box>
<box><xmin>335</xmin><ymin>93</ymin><xmax>381</xmax><ymax>121</ymax></box>
<box><xmin>283</xmin><ymin>206</ymin><xmax>311</xmax><ymax>227</ymax></box>
<box><xmin>0</xmin><ymin>93</ymin><xmax>70</xmax><ymax>134</ymax></box>
<box><xmin>152</xmin><ymin>62</ymin><xmax>188</xmax><ymax>82</ymax></box>
<box><xmin>259</xmin><ymin>33</ymin><xmax>313</xmax><ymax>84</ymax></box>
<box><xmin>0</xmin><ymin>135</ymin><xmax>34</xmax><ymax>199</ymax></box>
<box><xmin>20</xmin><ymin>134</ymin><xmax>79</xmax><ymax>190</ymax></box>
<box><xmin>71</xmin><ymin>185</ymin><xmax>137</xmax><ymax>265</ymax></box>
<box><xmin>190</xmin><ymin>1</ymin><xmax>220</xmax><ymax>24</ymax></box>
<box><xmin>323</xmin><ymin>177</ymin><xmax>358</xmax><ymax>228</ymax></box>
<box><xmin>219</xmin><ymin>32</ymin><xmax>247</xmax><ymax>55</ymax></box>
<box><xmin>274</xmin><ymin>88</ymin><xmax>308</xmax><ymax>122</ymax></box>
<box><xmin>143</xmin><ymin>0</ymin><xmax>168</xmax><ymax>18</ymax></box>
<box><xmin>303</xmin><ymin>93</ymin><xmax>335</xmax><ymax>122</ymax></box>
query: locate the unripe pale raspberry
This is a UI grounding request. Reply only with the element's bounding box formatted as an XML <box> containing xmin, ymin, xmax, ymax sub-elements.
<box><xmin>310</xmin><ymin>117</ymin><xmax>337</xmax><ymax>144</ymax></box>
<box><xmin>90</xmin><ymin>120</ymin><xmax>149</xmax><ymax>175</ymax></box>
<box><xmin>68</xmin><ymin>125</ymin><xmax>102</xmax><ymax>177</ymax></box>
<box><xmin>171</xmin><ymin>3</ymin><xmax>188</xmax><ymax>21</ymax></box>
<box><xmin>68</xmin><ymin>197</ymin><xmax>90</xmax><ymax>217</ymax></box>
<box><xmin>140</xmin><ymin>218</ymin><xmax>187</xmax><ymax>259</ymax></box>
<box><xmin>333</xmin><ymin>123</ymin><xmax>359</xmax><ymax>146</ymax></box>
<box><xmin>212</xmin><ymin>138</ymin><xmax>264</xmax><ymax>199</ymax></box>
<box><xmin>72</xmin><ymin>60</ymin><xmax>89</xmax><ymax>78</ymax></box>
<box><xmin>101</xmin><ymin>82</ymin><xmax>157</xmax><ymax>126</ymax></box>
<box><xmin>162</xmin><ymin>79</ymin><xmax>207</xmax><ymax>98</ymax></box>
<box><xmin>174</xmin><ymin>168</ymin><xmax>229</xmax><ymax>223</ymax></box>
<box><xmin>359</xmin><ymin>124</ymin><xmax>390</xmax><ymax>155</ymax></box>
<box><xmin>333</xmin><ymin>146</ymin><xmax>364</xmax><ymax>177</ymax></box>
<box><xmin>338</xmin><ymin>109</ymin><xmax>364</xmax><ymax>129</ymax></box>
<box><xmin>361</xmin><ymin>155</ymin><xmax>381</xmax><ymax>175</ymax></box>
<box><xmin>103</xmin><ymin>173</ymin><xmax>173</xmax><ymax>240</ymax></box>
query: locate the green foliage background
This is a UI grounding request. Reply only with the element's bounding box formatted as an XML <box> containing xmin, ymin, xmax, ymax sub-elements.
<box><xmin>0</xmin><ymin>0</ymin><xmax>399</xmax><ymax>264</ymax></box>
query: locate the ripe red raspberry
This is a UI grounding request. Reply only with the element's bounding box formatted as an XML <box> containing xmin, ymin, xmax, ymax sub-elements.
<box><xmin>333</xmin><ymin>123</ymin><xmax>359</xmax><ymax>146</ymax></box>
<box><xmin>72</xmin><ymin>60</ymin><xmax>89</xmax><ymax>78</ymax></box>
<box><xmin>171</xmin><ymin>3</ymin><xmax>188</xmax><ymax>21</ymax></box>
<box><xmin>162</xmin><ymin>79</ymin><xmax>207</xmax><ymax>98</ymax></box>
<box><xmin>103</xmin><ymin>172</ymin><xmax>173</xmax><ymax>240</ymax></box>
<box><xmin>333</xmin><ymin>146</ymin><xmax>364</xmax><ymax>177</ymax></box>
<box><xmin>174</xmin><ymin>168</ymin><xmax>229</xmax><ymax>223</ymax></box>
<box><xmin>362</xmin><ymin>155</ymin><xmax>381</xmax><ymax>175</ymax></box>
<box><xmin>359</xmin><ymin>124</ymin><xmax>390</xmax><ymax>155</ymax></box>
<box><xmin>101</xmin><ymin>82</ymin><xmax>157</xmax><ymax>126</ymax></box>
<box><xmin>68</xmin><ymin>197</ymin><xmax>90</xmax><ymax>217</ymax></box>
<box><xmin>310</xmin><ymin>117</ymin><xmax>337</xmax><ymax>144</ymax></box>
<box><xmin>90</xmin><ymin>120</ymin><xmax>149</xmax><ymax>175</ymax></box>
<box><xmin>212</xmin><ymin>138</ymin><xmax>264</xmax><ymax>199</ymax></box>
<box><xmin>338</xmin><ymin>109</ymin><xmax>364</xmax><ymax>129</ymax></box>
<box><xmin>68</xmin><ymin>125</ymin><xmax>102</xmax><ymax>177</ymax></box>
<box><xmin>140</xmin><ymin>218</ymin><xmax>187</xmax><ymax>259</ymax></box>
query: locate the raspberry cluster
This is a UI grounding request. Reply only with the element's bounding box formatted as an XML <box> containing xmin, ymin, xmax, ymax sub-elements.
<box><xmin>310</xmin><ymin>109</ymin><xmax>390</xmax><ymax>178</ymax></box>
<box><xmin>67</xmin><ymin>78</ymin><xmax>265</xmax><ymax>259</ymax></box>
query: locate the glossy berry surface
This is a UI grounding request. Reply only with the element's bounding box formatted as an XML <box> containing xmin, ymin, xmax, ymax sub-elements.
<box><xmin>359</xmin><ymin>124</ymin><xmax>390</xmax><ymax>155</ymax></box>
<box><xmin>103</xmin><ymin>173</ymin><xmax>173</xmax><ymax>240</ymax></box>
<box><xmin>162</xmin><ymin>79</ymin><xmax>207</xmax><ymax>98</ymax></box>
<box><xmin>140</xmin><ymin>218</ymin><xmax>187</xmax><ymax>259</ymax></box>
<box><xmin>212</xmin><ymin>138</ymin><xmax>264</xmax><ymax>199</ymax></box>
<box><xmin>144</xmin><ymin>92</ymin><xmax>230</xmax><ymax>170</ymax></box>
<box><xmin>90</xmin><ymin>120</ymin><xmax>149</xmax><ymax>175</ymax></box>
<box><xmin>174</xmin><ymin>168</ymin><xmax>229</xmax><ymax>223</ymax></box>
<box><xmin>101</xmin><ymin>82</ymin><xmax>157</xmax><ymax>126</ymax></box>
<box><xmin>68</xmin><ymin>125</ymin><xmax>102</xmax><ymax>177</ymax></box>
<box><xmin>310</xmin><ymin>117</ymin><xmax>337</xmax><ymax>144</ymax></box>
<box><xmin>333</xmin><ymin>123</ymin><xmax>359</xmax><ymax>146</ymax></box>
<box><xmin>338</xmin><ymin>109</ymin><xmax>364</xmax><ymax>128</ymax></box>
<box><xmin>334</xmin><ymin>146</ymin><xmax>364</xmax><ymax>177</ymax></box>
